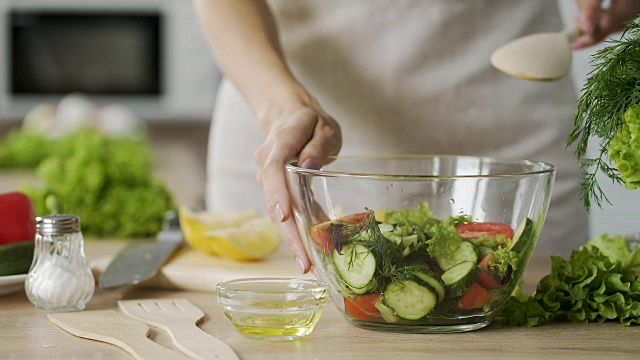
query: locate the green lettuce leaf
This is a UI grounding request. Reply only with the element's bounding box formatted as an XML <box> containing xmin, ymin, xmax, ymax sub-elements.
<box><xmin>424</xmin><ymin>216</ymin><xmax>466</xmax><ymax>261</ymax></box>
<box><xmin>587</xmin><ymin>233</ymin><xmax>640</xmax><ymax>275</ymax></box>
<box><xmin>470</xmin><ymin>234</ymin><xmax>508</xmax><ymax>249</ymax></box>
<box><xmin>0</xmin><ymin>131</ymin><xmax>53</xmax><ymax>168</ymax></box>
<box><xmin>498</xmin><ymin>238</ymin><xmax>640</xmax><ymax>327</ymax></box>
<box><xmin>383</xmin><ymin>201</ymin><xmax>441</xmax><ymax>230</ymax></box>
<box><xmin>586</xmin><ymin>234</ymin><xmax>630</xmax><ymax>265</ymax></box>
<box><xmin>18</xmin><ymin>129</ymin><xmax>175</xmax><ymax>237</ymax></box>
<box><xmin>608</xmin><ymin>104</ymin><xmax>640</xmax><ymax>190</ymax></box>
<box><xmin>489</xmin><ymin>239</ymin><xmax>519</xmax><ymax>276</ymax></box>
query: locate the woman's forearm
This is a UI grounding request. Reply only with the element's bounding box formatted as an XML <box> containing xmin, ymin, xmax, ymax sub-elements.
<box><xmin>193</xmin><ymin>0</ymin><xmax>312</xmax><ymax>130</ymax></box>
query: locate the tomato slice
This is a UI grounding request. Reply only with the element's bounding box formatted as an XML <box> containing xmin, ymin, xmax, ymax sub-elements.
<box><xmin>308</xmin><ymin>212</ymin><xmax>368</xmax><ymax>253</ymax></box>
<box><xmin>456</xmin><ymin>221</ymin><xmax>514</xmax><ymax>240</ymax></box>
<box><xmin>344</xmin><ymin>293</ymin><xmax>382</xmax><ymax>322</ymax></box>
<box><xmin>476</xmin><ymin>253</ymin><xmax>500</xmax><ymax>289</ymax></box>
<box><xmin>454</xmin><ymin>282</ymin><xmax>491</xmax><ymax>310</ymax></box>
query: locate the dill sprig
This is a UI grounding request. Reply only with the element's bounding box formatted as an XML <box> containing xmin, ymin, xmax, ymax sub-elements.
<box><xmin>342</xmin><ymin>209</ymin><xmax>409</xmax><ymax>288</ymax></box>
<box><xmin>568</xmin><ymin>17</ymin><xmax>640</xmax><ymax>211</ymax></box>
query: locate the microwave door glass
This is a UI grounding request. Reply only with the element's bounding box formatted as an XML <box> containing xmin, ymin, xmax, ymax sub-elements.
<box><xmin>10</xmin><ymin>12</ymin><xmax>161</xmax><ymax>95</ymax></box>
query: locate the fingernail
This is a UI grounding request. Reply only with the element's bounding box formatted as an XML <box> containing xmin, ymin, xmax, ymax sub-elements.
<box><xmin>276</xmin><ymin>202</ymin><xmax>285</xmax><ymax>222</ymax></box>
<box><xmin>295</xmin><ymin>256</ymin><xmax>306</xmax><ymax>274</ymax></box>
<box><xmin>571</xmin><ymin>39</ymin><xmax>588</xmax><ymax>50</ymax></box>
<box><xmin>300</xmin><ymin>158</ymin><xmax>319</xmax><ymax>170</ymax></box>
<box><xmin>583</xmin><ymin>20</ymin><xmax>595</xmax><ymax>34</ymax></box>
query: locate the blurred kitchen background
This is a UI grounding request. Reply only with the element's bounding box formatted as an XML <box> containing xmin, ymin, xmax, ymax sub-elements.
<box><xmin>0</xmin><ymin>0</ymin><xmax>217</xmax><ymax>210</ymax></box>
<box><xmin>0</xmin><ymin>0</ymin><xmax>637</xmax><ymax>237</ymax></box>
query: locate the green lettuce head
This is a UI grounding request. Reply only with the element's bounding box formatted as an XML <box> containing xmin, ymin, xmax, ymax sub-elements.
<box><xmin>609</xmin><ymin>104</ymin><xmax>640</xmax><ymax>190</ymax></box>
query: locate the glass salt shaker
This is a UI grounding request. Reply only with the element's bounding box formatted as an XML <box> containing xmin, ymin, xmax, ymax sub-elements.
<box><xmin>25</xmin><ymin>214</ymin><xmax>95</xmax><ymax>312</ymax></box>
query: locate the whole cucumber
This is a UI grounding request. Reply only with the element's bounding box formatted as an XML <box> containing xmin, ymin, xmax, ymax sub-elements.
<box><xmin>0</xmin><ymin>241</ymin><xmax>35</xmax><ymax>276</ymax></box>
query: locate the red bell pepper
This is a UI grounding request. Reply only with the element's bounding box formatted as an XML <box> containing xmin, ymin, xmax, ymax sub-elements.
<box><xmin>0</xmin><ymin>192</ymin><xmax>36</xmax><ymax>244</ymax></box>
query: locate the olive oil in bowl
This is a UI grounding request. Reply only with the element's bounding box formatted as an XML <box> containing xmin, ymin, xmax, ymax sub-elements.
<box><xmin>217</xmin><ymin>278</ymin><xmax>329</xmax><ymax>341</ymax></box>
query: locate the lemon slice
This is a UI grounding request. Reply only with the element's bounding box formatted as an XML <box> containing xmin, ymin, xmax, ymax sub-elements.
<box><xmin>179</xmin><ymin>207</ymin><xmax>281</xmax><ymax>261</ymax></box>
<box><xmin>205</xmin><ymin>217</ymin><xmax>281</xmax><ymax>261</ymax></box>
<box><xmin>182</xmin><ymin>207</ymin><xmax>259</xmax><ymax>228</ymax></box>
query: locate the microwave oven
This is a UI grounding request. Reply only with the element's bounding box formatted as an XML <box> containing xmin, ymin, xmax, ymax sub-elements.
<box><xmin>0</xmin><ymin>0</ymin><xmax>220</xmax><ymax>122</ymax></box>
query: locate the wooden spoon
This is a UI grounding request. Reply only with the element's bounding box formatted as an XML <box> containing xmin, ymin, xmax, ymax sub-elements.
<box><xmin>118</xmin><ymin>298</ymin><xmax>239</xmax><ymax>360</ymax></box>
<box><xmin>491</xmin><ymin>27</ymin><xmax>581</xmax><ymax>81</ymax></box>
<box><xmin>47</xmin><ymin>310</ymin><xmax>191</xmax><ymax>360</ymax></box>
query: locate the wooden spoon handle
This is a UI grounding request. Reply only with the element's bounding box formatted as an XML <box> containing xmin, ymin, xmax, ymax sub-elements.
<box><xmin>48</xmin><ymin>311</ymin><xmax>191</xmax><ymax>360</ymax></box>
<box><xmin>110</xmin><ymin>333</ymin><xmax>192</xmax><ymax>360</ymax></box>
<box><xmin>164</xmin><ymin>323</ymin><xmax>239</xmax><ymax>360</ymax></box>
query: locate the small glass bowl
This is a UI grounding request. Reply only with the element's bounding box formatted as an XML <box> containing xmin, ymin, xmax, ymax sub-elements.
<box><xmin>216</xmin><ymin>277</ymin><xmax>330</xmax><ymax>341</ymax></box>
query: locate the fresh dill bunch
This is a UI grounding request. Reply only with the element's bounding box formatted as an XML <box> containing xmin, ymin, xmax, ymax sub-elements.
<box><xmin>568</xmin><ymin>17</ymin><xmax>640</xmax><ymax>211</ymax></box>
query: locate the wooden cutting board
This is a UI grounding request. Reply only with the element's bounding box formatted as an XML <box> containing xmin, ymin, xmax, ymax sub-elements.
<box><xmin>90</xmin><ymin>246</ymin><xmax>314</xmax><ymax>292</ymax></box>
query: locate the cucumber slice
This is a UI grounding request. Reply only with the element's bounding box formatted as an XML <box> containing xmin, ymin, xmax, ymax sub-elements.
<box><xmin>413</xmin><ymin>272</ymin><xmax>445</xmax><ymax>303</ymax></box>
<box><xmin>512</xmin><ymin>217</ymin><xmax>527</xmax><ymax>243</ymax></box>
<box><xmin>351</xmin><ymin>279</ymin><xmax>378</xmax><ymax>295</ymax></box>
<box><xmin>441</xmin><ymin>261</ymin><xmax>477</xmax><ymax>297</ymax></box>
<box><xmin>510</xmin><ymin>218</ymin><xmax>534</xmax><ymax>254</ymax></box>
<box><xmin>383</xmin><ymin>279</ymin><xmax>438</xmax><ymax>320</ymax></box>
<box><xmin>382</xmin><ymin>231</ymin><xmax>402</xmax><ymax>246</ymax></box>
<box><xmin>477</xmin><ymin>245</ymin><xmax>494</xmax><ymax>258</ymax></box>
<box><xmin>374</xmin><ymin>298</ymin><xmax>400</xmax><ymax>323</ymax></box>
<box><xmin>401</xmin><ymin>235</ymin><xmax>419</xmax><ymax>248</ymax></box>
<box><xmin>435</xmin><ymin>241</ymin><xmax>479</xmax><ymax>271</ymax></box>
<box><xmin>0</xmin><ymin>242</ymin><xmax>35</xmax><ymax>276</ymax></box>
<box><xmin>333</xmin><ymin>243</ymin><xmax>376</xmax><ymax>291</ymax></box>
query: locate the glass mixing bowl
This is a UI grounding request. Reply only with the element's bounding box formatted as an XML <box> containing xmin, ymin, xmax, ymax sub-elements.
<box><xmin>285</xmin><ymin>154</ymin><xmax>555</xmax><ymax>333</ymax></box>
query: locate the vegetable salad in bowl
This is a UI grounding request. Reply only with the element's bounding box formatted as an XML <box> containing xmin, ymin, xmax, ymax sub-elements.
<box><xmin>286</xmin><ymin>154</ymin><xmax>553</xmax><ymax>333</ymax></box>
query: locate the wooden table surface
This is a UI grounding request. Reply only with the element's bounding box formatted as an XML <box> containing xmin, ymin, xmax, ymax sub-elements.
<box><xmin>1</xmin><ymin>240</ymin><xmax>639</xmax><ymax>360</ymax></box>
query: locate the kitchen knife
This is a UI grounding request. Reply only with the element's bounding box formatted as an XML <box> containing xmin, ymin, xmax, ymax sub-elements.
<box><xmin>99</xmin><ymin>210</ymin><xmax>184</xmax><ymax>289</ymax></box>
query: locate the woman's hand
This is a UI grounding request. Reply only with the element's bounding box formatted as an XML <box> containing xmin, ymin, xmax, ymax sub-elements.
<box><xmin>255</xmin><ymin>101</ymin><xmax>342</xmax><ymax>274</ymax></box>
<box><xmin>572</xmin><ymin>0</ymin><xmax>640</xmax><ymax>49</ymax></box>
<box><xmin>194</xmin><ymin>0</ymin><xmax>341</xmax><ymax>273</ymax></box>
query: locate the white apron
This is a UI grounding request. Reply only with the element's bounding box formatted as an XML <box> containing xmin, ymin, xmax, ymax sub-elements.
<box><xmin>206</xmin><ymin>0</ymin><xmax>588</xmax><ymax>258</ymax></box>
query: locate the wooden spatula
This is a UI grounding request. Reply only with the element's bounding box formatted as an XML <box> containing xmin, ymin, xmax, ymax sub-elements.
<box><xmin>47</xmin><ymin>310</ymin><xmax>191</xmax><ymax>360</ymax></box>
<box><xmin>118</xmin><ymin>298</ymin><xmax>239</xmax><ymax>360</ymax></box>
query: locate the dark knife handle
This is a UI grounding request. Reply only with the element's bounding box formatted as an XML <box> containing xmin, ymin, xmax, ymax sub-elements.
<box><xmin>157</xmin><ymin>210</ymin><xmax>184</xmax><ymax>245</ymax></box>
<box><xmin>162</xmin><ymin>210</ymin><xmax>180</xmax><ymax>231</ymax></box>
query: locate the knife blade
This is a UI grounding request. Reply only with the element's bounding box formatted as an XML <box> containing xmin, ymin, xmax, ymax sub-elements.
<box><xmin>99</xmin><ymin>210</ymin><xmax>184</xmax><ymax>289</ymax></box>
